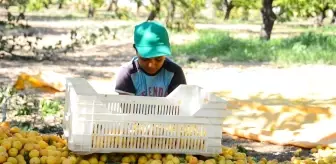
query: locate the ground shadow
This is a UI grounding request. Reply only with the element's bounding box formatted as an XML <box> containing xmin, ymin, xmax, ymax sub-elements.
<box><xmin>0</xmin><ymin>8</ymin><xmax>136</xmax><ymax>22</ymax></box>
<box><xmin>65</xmin><ymin>67</ymin><xmax>115</xmax><ymax>80</ymax></box>
<box><xmin>1</xmin><ymin>25</ymin><xmax>70</xmax><ymax>36</ymax></box>
<box><xmin>0</xmin><ymin>75</ymin><xmax>12</xmax><ymax>85</ymax></box>
<box><xmin>8</xmin><ymin>119</ymin><xmax>63</xmax><ymax>135</ymax></box>
<box><xmin>0</xmin><ymin>42</ymin><xmax>134</xmax><ymax>82</ymax></box>
<box><xmin>0</xmin><ymin>62</ymin><xmax>13</xmax><ymax>84</ymax></box>
<box><xmin>24</xmin><ymin>14</ymin><xmax>87</xmax><ymax>21</ymax></box>
<box><xmin>282</xmin><ymin>23</ymin><xmax>313</xmax><ymax>29</ymax></box>
<box><xmin>23</xmin><ymin>13</ymin><xmax>122</xmax><ymax>22</ymax></box>
<box><xmin>1</xmin><ymin>9</ymin><xmax>89</xmax><ymax>22</ymax></box>
<box><xmin>221</xmin><ymin>133</ymin><xmax>313</xmax><ymax>162</ymax></box>
<box><xmin>58</xmin><ymin>42</ymin><xmax>135</xmax><ymax>67</ymax></box>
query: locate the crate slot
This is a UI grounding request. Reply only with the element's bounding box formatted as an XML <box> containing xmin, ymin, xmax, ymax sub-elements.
<box><xmin>105</xmin><ymin>102</ymin><xmax>180</xmax><ymax>115</ymax></box>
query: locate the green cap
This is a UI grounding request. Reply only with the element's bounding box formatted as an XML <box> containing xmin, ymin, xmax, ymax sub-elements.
<box><xmin>134</xmin><ymin>21</ymin><xmax>171</xmax><ymax>58</ymax></box>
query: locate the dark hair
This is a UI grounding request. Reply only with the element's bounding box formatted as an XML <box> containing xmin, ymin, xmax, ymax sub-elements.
<box><xmin>133</xmin><ymin>44</ymin><xmax>138</xmax><ymax>54</ymax></box>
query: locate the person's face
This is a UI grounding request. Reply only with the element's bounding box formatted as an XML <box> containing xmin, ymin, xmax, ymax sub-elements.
<box><xmin>133</xmin><ymin>44</ymin><xmax>166</xmax><ymax>74</ymax></box>
<box><xmin>137</xmin><ymin>54</ymin><xmax>165</xmax><ymax>75</ymax></box>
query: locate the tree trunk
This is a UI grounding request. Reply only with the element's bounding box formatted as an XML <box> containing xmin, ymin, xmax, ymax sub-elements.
<box><xmin>7</xmin><ymin>11</ymin><xmax>13</xmax><ymax>21</ymax></box>
<box><xmin>332</xmin><ymin>10</ymin><xmax>336</xmax><ymax>24</ymax></box>
<box><xmin>242</xmin><ymin>7</ymin><xmax>249</xmax><ymax>21</ymax></box>
<box><xmin>223</xmin><ymin>0</ymin><xmax>233</xmax><ymax>20</ymax></box>
<box><xmin>107</xmin><ymin>0</ymin><xmax>118</xmax><ymax>12</ymax></box>
<box><xmin>88</xmin><ymin>4</ymin><xmax>95</xmax><ymax>18</ymax></box>
<box><xmin>316</xmin><ymin>10</ymin><xmax>327</xmax><ymax>26</ymax></box>
<box><xmin>147</xmin><ymin>0</ymin><xmax>160</xmax><ymax>21</ymax></box>
<box><xmin>166</xmin><ymin>0</ymin><xmax>176</xmax><ymax>29</ymax></box>
<box><xmin>260</xmin><ymin>0</ymin><xmax>276</xmax><ymax>40</ymax></box>
<box><xmin>81</xmin><ymin>4</ymin><xmax>86</xmax><ymax>10</ymax></box>
<box><xmin>58</xmin><ymin>1</ymin><xmax>63</xmax><ymax>9</ymax></box>
<box><xmin>136</xmin><ymin>1</ymin><xmax>141</xmax><ymax>15</ymax></box>
<box><xmin>115</xmin><ymin>1</ymin><xmax>119</xmax><ymax>13</ymax></box>
<box><xmin>107</xmin><ymin>0</ymin><xmax>113</xmax><ymax>11</ymax></box>
<box><xmin>16</xmin><ymin>12</ymin><xmax>25</xmax><ymax>22</ymax></box>
<box><xmin>315</xmin><ymin>4</ymin><xmax>329</xmax><ymax>26</ymax></box>
<box><xmin>43</xmin><ymin>2</ymin><xmax>49</xmax><ymax>8</ymax></box>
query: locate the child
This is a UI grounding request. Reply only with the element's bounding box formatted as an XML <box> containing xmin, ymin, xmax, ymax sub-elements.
<box><xmin>115</xmin><ymin>21</ymin><xmax>187</xmax><ymax>97</ymax></box>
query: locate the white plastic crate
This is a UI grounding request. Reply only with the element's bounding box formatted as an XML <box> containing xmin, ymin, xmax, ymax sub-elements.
<box><xmin>63</xmin><ymin>77</ymin><xmax>230</xmax><ymax>156</ymax></box>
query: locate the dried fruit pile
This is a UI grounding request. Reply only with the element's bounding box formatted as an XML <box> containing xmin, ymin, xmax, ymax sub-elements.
<box><xmin>91</xmin><ymin>124</ymin><xmax>207</xmax><ymax>150</ymax></box>
<box><xmin>0</xmin><ymin>121</ymin><xmax>336</xmax><ymax>164</ymax></box>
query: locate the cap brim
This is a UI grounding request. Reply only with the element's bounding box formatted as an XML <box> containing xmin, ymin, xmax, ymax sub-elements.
<box><xmin>136</xmin><ymin>45</ymin><xmax>171</xmax><ymax>58</ymax></box>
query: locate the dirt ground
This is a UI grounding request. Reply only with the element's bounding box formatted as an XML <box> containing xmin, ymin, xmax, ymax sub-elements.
<box><xmin>1</xmin><ymin>19</ymin><xmax>334</xmax><ymax>162</ymax></box>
